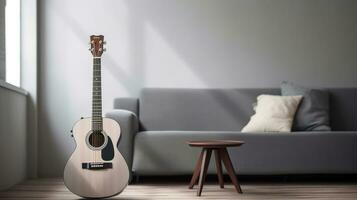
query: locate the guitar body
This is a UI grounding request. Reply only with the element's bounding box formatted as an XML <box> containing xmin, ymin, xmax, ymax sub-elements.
<box><xmin>64</xmin><ymin>117</ymin><xmax>129</xmax><ymax>198</ymax></box>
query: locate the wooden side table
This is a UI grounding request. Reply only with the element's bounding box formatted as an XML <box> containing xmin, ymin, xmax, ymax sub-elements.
<box><xmin>187</xmin><ymin>140</ymin><xmax>244</xmax><ymax>196</ymax></box>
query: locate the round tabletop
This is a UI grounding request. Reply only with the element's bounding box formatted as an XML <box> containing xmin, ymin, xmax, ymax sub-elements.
<box><xmin>187</xmin><ymin>140</ymin><xmax>244</xmax><ymax>148</ymax></box>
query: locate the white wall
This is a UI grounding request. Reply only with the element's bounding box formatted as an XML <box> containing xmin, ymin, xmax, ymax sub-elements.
<box><xmin>38</xmin><ymin>0</ymin><xmax>357</xmax><ymax>177</ymax></box>
<box><xmin>0</xmin><ymin>84</ymin><xmax>27</xmax><ymax>190</ymax></box>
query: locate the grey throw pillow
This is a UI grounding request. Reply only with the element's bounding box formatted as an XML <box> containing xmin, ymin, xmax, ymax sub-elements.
<box><xmin>281</xmin><ymin>81</ymin><xmax>331</xmax><ymax>131</ymax></box>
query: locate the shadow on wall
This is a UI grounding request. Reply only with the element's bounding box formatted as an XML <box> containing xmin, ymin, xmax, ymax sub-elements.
<box><xmin>124</xmin><ymin>0</ymin><xmax>248</xmax><ymax>87</ymax></box>
<box><xmin>123</xmin><ymin>0</ymin><xmax>357</xmax><ymax>88</ymax></box>
<box><xmin>49</xmin><ymin>2</ymin><xmax>145</xmax><ymax>97</ymax></box>
<box><xmin>49</xmin><ymin>0</ymin><xmax>357</xmax><ymax>97</ymax></box>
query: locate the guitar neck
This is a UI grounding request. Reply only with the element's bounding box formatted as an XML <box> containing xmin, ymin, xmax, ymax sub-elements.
<box><xmin>92</xmin><ymin>57</ymin><xmax>102</xmax><ymax>130</ymax></box>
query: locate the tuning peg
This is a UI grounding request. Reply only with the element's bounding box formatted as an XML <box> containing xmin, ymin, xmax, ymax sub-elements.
<box><xmin>103</xmin><ymin>48</ymin><xmax>107</xmax><ymax>52</ymax></box>
<box><xmin>103</xmin><ymin>41</ymin><xmax>107</xmax><ymax>45</ymax></box>
<box><xmin>88</xmin><ymin>48</ymin><xmax>94</xmax><ymax>51</ymax></box>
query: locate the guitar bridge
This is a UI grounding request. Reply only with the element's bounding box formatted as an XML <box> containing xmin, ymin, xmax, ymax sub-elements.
<box><xmin>82</xmin><ymin>162</ymin><xmax>112</xmax><ymax>170</ymax></box>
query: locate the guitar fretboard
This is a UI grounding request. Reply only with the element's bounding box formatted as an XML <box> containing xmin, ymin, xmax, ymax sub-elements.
<box><xmin>92</xmin><ymin>57</ymin><xmax>102</xmax><ymax>130</ymax></box>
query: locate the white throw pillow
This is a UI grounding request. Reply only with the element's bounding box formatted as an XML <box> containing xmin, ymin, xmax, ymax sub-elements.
<box><xmin>241</xmin><ymin>95</ymin><xmax>303</xmax><ymax>133</ymax></box>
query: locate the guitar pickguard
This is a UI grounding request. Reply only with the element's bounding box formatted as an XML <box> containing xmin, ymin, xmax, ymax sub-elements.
<box><xmin>101</xmin><ymin>137</ymin><xmax>114</xmax><ymax>161</ymax></box>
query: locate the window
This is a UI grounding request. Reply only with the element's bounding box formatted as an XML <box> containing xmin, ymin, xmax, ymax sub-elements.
<box><xmin>5</xmin><ymin>0</ymin><xmax>21</xmax><ymax>87</ymax></box>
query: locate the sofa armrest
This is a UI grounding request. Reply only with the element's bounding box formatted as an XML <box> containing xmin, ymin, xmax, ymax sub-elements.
<box><xmin>105</xmin><ymin>109</ymin><xmax>139</xmax><ymax>181</ymax></box>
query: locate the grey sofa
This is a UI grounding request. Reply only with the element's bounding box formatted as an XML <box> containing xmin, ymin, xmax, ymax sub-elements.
<box><xmin>106</xmin><ymin>88</ymin><xmax>357</xmax><ymax>180</ymax></box>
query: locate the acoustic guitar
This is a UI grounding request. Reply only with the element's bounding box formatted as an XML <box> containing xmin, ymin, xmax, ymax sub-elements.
<box><xmin>64</xmin><ymin>35</ymin><xmax>129</xmax><ymax>198</ymax></box>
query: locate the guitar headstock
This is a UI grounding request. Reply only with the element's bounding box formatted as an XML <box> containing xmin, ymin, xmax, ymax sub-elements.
<box><xmin>89</xmin><ymin>35</ymin><xmax>106</xmax><ymax>57</ymax></box>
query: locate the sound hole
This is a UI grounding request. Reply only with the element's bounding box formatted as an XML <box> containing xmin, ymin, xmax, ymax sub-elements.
<box><xmin>88</xmin><ymin>131</ymin><xmax>105</xmax><ymax>148</ymax></box>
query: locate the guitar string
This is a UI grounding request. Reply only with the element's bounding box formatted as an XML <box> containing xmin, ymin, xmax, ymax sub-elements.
<box><xmin>95</xmin><ymin>57</ymin><xmax>97</xmax><ymax>164</ymax></box>
<box><xmin>92</xmin><ymin>55</ymin><xmax>94</xmax><ymax>164</ymax></box>
<box><xmin>94</xmin><ymin>55</ymin><xmax>98</xmax><ymax>163</ymax></box>
<box><xmin>95</xmin><ymin>57</ymin><xmax>99</xmax><ymax>164</ymax></box>
<box><xmin>95</xmin><ymin>56</ymin><xmax>97</xmax><ymax>164</ymax></box>
<box><xmin>93</xmin><ymin>57</ymin><xmax>95</xmax><ymax>164</ymax></box>
<box><xmin>98</xmin><ymin>57</ymin><xmax>101</xmax><ymax>164</ymax></box>
<box><xmin>94</xmin><ymin>57</ymin><xmax>98</xmax><ymax>164</ymax></box>
<box><xmin>96</xmin><ymin>57</ymin><xmax>99</xmax><ymax>163</ymax></box>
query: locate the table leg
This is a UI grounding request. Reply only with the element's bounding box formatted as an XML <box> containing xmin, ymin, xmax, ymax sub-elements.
<box><xmin>220</xmin><ymin>148</ymin><xmax>243</xmax><ymax>194</ymax></box>
<box><xmin>189</xmin><ymin>149</ymin><xmax>204</xmax><ymax>189</ymax></box>
<box><xmin>214</xmin><ymin>149</ymin><xmax>224</xmax><ymax>188</ymax></box>
<box><xmin>197</xmin><ymin>148</ymin><xmax>212</xmax><ymax>196</ymax></box>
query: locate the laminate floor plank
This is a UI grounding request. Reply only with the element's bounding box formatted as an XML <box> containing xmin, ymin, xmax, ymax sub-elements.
<box><xmin>0</xmin><ymin>179</ymin><xmax>356</xmax><ymax>200</ymax></box>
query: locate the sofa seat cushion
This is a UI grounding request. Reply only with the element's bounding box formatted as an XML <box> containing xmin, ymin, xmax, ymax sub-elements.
<box><xmin>132</xmin><ymin>131</ymin><xmax>357</xmax><ymax>175</ymax></box>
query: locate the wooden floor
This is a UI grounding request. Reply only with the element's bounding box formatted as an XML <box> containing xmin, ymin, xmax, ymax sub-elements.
<box><xmin>1</xmin><ymin>179</ymin><xmax>357</xmax><ymax>200</ymax></box>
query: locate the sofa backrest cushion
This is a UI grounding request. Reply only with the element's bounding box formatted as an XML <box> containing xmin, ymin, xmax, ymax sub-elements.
<box><xmin>138</xmin><ymin>88</ymin><xmax>357</xmax><ymax>131</ymax></box>
<box><xmin>329</xmin><ymin>88</ymin><xmax>357</xmax><ymax>131</ymax></box>
<box><xmin>139</xmin><ymin>88</ymin><xmax>279</xmax><ymax>131</ymax></box>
